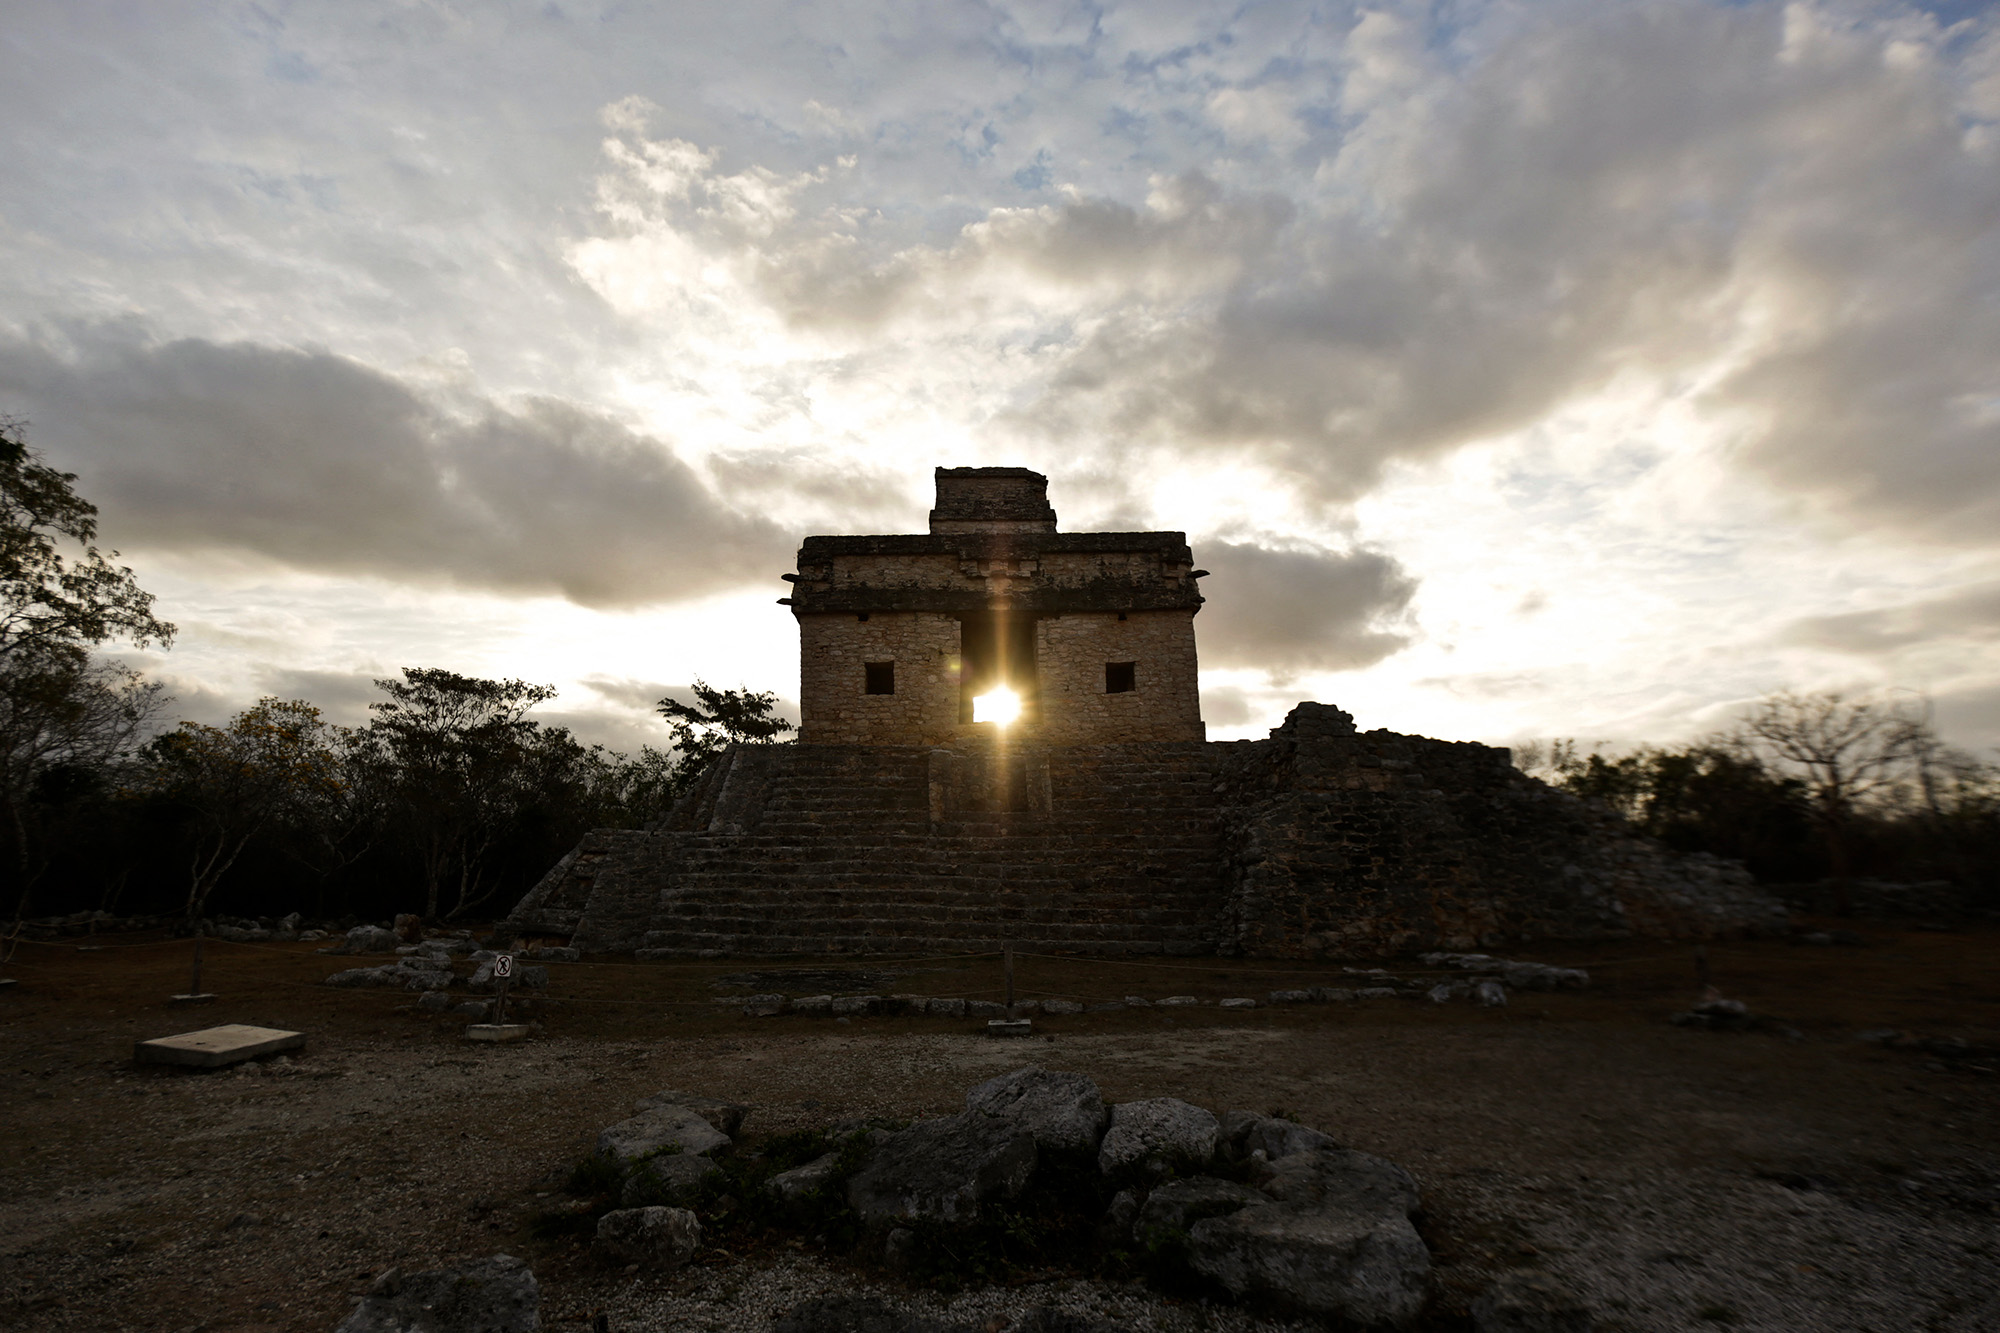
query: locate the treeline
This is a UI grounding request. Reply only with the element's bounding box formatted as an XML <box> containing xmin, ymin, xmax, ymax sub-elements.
<box><xmin>1518</xmin><ymin>691</ymin><xmax>2000</xmax><ymax>909</ymax></box>
<box><xmin>0</xmin><ymin>415</ymin><xmax>790</xmax><ymax>927</ymax></box>
<box><xmin>7</xmin><ymin>670</ymin><xmax>789</xmax><ymax>927</ymax></box>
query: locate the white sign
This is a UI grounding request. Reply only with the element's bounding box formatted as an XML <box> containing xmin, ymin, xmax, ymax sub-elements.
<box><xmin>493</xmin><ymin>954</ymin><xmax>514</xmax><ymax>979</ymax></box>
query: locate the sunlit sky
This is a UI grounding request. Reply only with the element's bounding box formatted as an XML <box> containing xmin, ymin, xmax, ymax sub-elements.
<box><xmin>4</xmin><ymin>0</ymin><xmax>1998</xmax><ymax>758</ymax></box>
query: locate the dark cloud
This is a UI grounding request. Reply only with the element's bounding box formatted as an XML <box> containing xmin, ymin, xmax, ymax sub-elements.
<box><xmin>252</xmin><ymin>666</ymin><xmax>392</xmax><ymax>725</ymax></box>
<box><xmin>0</xmin><ymin>324</ymin><xmax>790</xmax><ymax>606</ymax></box>
<box><xmin>1780</xmin><ymin>583</ymin><xmax>2000</xmax><ymax>655</ymax></box>
<box><xmin>1192</xmin><ymin>541</ymin><xmax>1415</xmax><ymax>674</ymax></box>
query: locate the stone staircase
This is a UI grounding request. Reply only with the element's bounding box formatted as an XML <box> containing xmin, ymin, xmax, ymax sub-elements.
<box><xmin>541</xmin><ymin>742</ymin><xmax>1230</xmax><ymax>955</ymax></box>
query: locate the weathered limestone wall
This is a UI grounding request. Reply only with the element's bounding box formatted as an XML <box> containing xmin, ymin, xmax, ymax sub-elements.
<box><xmin>797</xmin><ymin>612</ymin><xmax>962</xmax><ymax>745</ymax></box>
<box><xmin>1037</xmin><ymin>610</ymin><xmax>1204</xmax><ymax>743</ymax></box>
<box><xmin>510</xmin><ymin>702</ymin><xmax>1789</xmax><ymax>956</ymax></box>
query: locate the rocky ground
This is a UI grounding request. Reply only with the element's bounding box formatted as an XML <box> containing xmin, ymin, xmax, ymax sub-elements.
<box><xmin>0</xmin><ymin>923</ymin><xmax>1995</xmax><ymax>1332</ymax></box>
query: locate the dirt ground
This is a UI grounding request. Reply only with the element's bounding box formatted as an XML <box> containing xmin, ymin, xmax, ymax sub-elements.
<box><xmin>1</xmin><ymin>923</ymin><xmax>1996</xmax><ymax>1333</ymax></box>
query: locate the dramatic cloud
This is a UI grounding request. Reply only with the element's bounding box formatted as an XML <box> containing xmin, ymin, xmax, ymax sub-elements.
<box><xmin>3</xmin><ymin>1</ymin><xmax>1999</xmax><ymax>751</ymax></box>
<box><xmin>570</xmin><ymin>3</ymin><xmax>2000</xmax><ymax>534</ymax></box>
<box><xmin>0</xmin><ymin>325</ymin><xmax>790</xmax><ymax>607</ymax></box>
<box><xmin>1193</xmin><ymin>542</ymin><xmax>1416</xmax><ymax>674</ymax></box>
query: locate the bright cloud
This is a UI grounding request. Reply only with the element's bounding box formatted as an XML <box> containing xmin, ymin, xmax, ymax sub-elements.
<box><xmin>0</xmin><ymin>0</ymin><xmax>1997</xmax><ymax>756</ymax></box>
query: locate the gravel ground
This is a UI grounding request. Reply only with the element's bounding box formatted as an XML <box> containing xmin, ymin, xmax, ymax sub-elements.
<box><xmin>1</xmin><ymin>925</ymin><xmax>1995</xmax><ymax>1332</ymax></box>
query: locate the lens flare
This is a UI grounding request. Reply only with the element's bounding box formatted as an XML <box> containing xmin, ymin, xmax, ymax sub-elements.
<box><xmin>973</xmin><ymin>685</ymin><xmax>1021</xmax><ymax>727</ymax></box>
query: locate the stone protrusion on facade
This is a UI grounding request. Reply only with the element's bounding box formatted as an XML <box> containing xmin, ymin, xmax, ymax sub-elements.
<box><xmin>787</xmin><ymin>466</ymin><xmax>1207</xmax><ymax>746</ymax></box>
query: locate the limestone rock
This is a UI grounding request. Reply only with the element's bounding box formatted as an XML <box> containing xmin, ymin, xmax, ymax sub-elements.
<box><xmin>593</xmin><ymin>1206</ymin><xmax>700</xmax><ymax>1270</ymax></box>
<box><xmin>1187</xmin><ymin>1201</ymin><xmax>1430</xmax><ymax>1327</ymax></box>
<box><xmin>1258</xmin><ymin>1147</ymin><xmax>1421</xmax><ymax>1215</ymax></box>
<box><xmin>635</xmin><ymin>1089</ymin><xmax>750</xmax><ymax>1137</ymax></box>
<box><xmin>1097</xmin><ymin>1098</ymin><xmax>1218</xmax><ymax>1180</ymax></box>
<box><xmin>965</xmin><ymin>1067</ymin><xmax>1108</xmax><ymax>1154</ymax></box>
<box><xmin>620</xmin><ymin>1152</ymin><xmax>722</xmax><ymax>1207</ymax></box>
<box><xmin>597</xmin><ymin>1104</ymin><xmax>731</xmax><ymax>1166</ymax></box>
<box><xmin>1134</xmin><ymin>1175</ymin><xmax>1267</xmax><ymax>1238</ymax></box>
<box><xmin>1470</xmin><ymin>1268</ymin><xmax>1594</xmax><ymax>1332</ymax></box>
<box><xmin>1185</xmin><ymin>1145</ymin><xmax>1430</xmax><ymax>1326</ymax></box>
<box><xmin>342</xmin><ymin>924</ymin><xmax>400</xmax><ymax>955</ymax></box>
<box><xmin>334</xmin><ymin>1254</ymin><xmax>540</xmax><ymax>1332</ymax></box>
<box><xmin>766</xmin><ymin>1149</ymin><xmax>846</xmax><ymax>1219</ymax></box>
<box><xmin>1219</xmin><ymin>1111</ymin><xmax>1334</xmax><ymax>1162</ymax></box>
<box><xmin>845</xmin><ymin>1111</ymin><xmax>1037</xmax><ymax>1228</ymax></box>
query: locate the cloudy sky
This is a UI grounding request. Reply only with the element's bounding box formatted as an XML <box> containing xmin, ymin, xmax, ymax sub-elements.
<box><xmin>3</xmin><ymin>0</ymin><xmax>1997</xmax><ymax>757</ymax></box>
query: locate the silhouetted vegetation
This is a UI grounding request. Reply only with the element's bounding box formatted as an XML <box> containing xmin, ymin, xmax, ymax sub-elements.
<box><xmin>1520</xmin><ymin>691</ymin><xmax>2000</xmax><ymax>910</ymax></box>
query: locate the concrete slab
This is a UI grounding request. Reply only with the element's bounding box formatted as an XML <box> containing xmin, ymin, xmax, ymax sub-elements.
<box><xmin>986</xmin><ymin>1018</ymin><xmax>1034</xmax><ymax>1037</ymax></box>
<box><xmin>169</xmin><ymin>992</ymin><xmax>217</xmax><ymax>1005</ymax></box>
<box><xmin>465</xmin><ymin>1023</ymin><xmax>531</xmax><ymax>1043</ymax></box>
<box><xmin>135</xmin><ymin>1024</ymin><xmax>305</xmax><ymax>1068</ymax></box>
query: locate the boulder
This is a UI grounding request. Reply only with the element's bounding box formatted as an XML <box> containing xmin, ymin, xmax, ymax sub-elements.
<box><xmin>766</xmin><ymin>1149</ymin><xmax>847</xmax><ymax>1218</ymax></box>
<box><xmin>634</xmin><ymin>1089</ymin><xmax>751</xmax><ymax>1137</ymax></box>
<box><xmin>593</xmin><ymin>1206</ymin><xmax>700</xmax><ymax>1270</ymax></box>
<box><xmin>1097</xmin><ymin>1098</ymin><xmax>1218</xmax><ymax>1180</ymax></box>
<box><xmin>845</xmin><ymin>1111</ymin><xmax>1037</xmax><ymax>1228</ymax></box>
<box><xmin>394</xmin><ymin>913</ymin><xmax>424</xmax><ymax>943</ymax></box>
<box><xmin>1470</xmin><ymin>1268</ymin><xmax>1594</xmax><ymax>1332</ymax></box>
<box><xmin>965</xmin><ymin>1067</ymin><xmax>1108</xmax><ymax>1154</ymax></box>
<box><xmin>1040</xmin><ymin>999</ymin><xmax>1083</xmax><ymax>1015</ymax></box>
<box><xmin>1219</xmin><ymin>1111</ymin><xmax>1334</xmax><ymax>1162</ymax></box>
<box><xmin>1133</xmin><ymin>1175</ymin><xmax>1267</xmax><ymax>1238</ymax></box>
<box><xmin>597</xmin><ymin>1104</ymin><xmax>731</xmax><ymax>1166</ymax></box>
<box><xmin>1474</xmin><ymin>980</ymin><xmax>1508</xmax><ymax>1008</ymax></box>
<box><xmin>620</xmin><ymin>1152</ymin><xmax>723</xmax><ymax>1207</ymax></box>
<box><xmin>343</xmin><ymin>924</ymin><xmax>400</xmax><ymax>954</ymax></box>
<box><xmin>831</xmin><ymin>995</ymin><xmax>882</xmax><ymax>1016</ymax></box>
<box><xmin>966</xmin><ymin>1000</ymin><xmax>1007</xmax><ymax>1018</ymax></box>
<box><xmin>333</xmin><ymin>1254</ymin><xmax>540</xmax><ymax>1333</ymax></box>
<box><xmin>1186</xmin><ymin>1147</ymin><xmax>1430</xmax><ymax>1327</ymax></box>
<box><xmin>1187</xmin><ymin>1201</ymin><xmax>1430</xmax><ymax>1328</ymax></box>
<box><xmin>1259</xmin><ymin>1147</ymin><xmax>1421</xmax><ymax>1215</ymax></box>
<box><xmin>927</xmin><ymin>998</ymin><xmax>967</xmax><ymax>1017</ymax></box>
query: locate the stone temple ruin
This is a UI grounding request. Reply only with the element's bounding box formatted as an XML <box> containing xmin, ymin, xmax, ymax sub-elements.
<box><xmin>508</xmin><ymin>467</ymin><xmax>1784</xmax><ymax>955</ymax></box>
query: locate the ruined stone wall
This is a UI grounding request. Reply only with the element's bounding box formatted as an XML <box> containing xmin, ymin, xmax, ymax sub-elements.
<box><xmin>1211</xmin><ymin>704</ymin><xmax>1787</xmax><ymax>956</ymax></box>
<box><xmin>509</xmin><ymin>702</ymin><xmax>1789</xmax><ymax>956</ymax></box>
<box><xmin>1036</xmin><ymin>610</ymin><xmax>1204</xmax><ymax>744</ymax></box>
<box><xmin>797</xmin><ymin>611</ymin><xmax>962</xmax><ymax>745</ymax></box>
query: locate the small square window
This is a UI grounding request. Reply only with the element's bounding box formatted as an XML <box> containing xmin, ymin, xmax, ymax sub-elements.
<box><xmin>865</xmin><ymin>661</ymin><xmax>895</xmax><ymax>695</ymax></box>
<box><xmin>1105</xmin><ymin>661</ymin><xmax>1136</xmax><ymax>694</ymax></box>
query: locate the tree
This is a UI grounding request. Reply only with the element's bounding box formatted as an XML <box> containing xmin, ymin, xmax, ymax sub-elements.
<box><xmin>0</xmin><ymin>419</ymin><xmax>174</xmax><ymax>916</ymax></box>
<box><xmin>1729</xmin><ymin>690</ymin><xmax>1928</xmax><ymax>911</ymax></box>
<box><xmin>367</xmin><ymin>668</ymin><xmax>557</xmax><ymax>920</ymax></box>
<box><xmin>655</xmin><ymin>679</ymin><xmax>793</xmax><ymax>796</ymax></box>
<box><xmin>141</xmin><ymin>698</ymin><xmax>343</xmax><ymax>923</ymax></box>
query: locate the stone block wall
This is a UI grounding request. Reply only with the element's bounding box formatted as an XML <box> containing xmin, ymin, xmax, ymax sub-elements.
<box><xmin>509</xmin><ymin>702</ymin><xmax>1789</xmax><ymax>956</ymax></box>
<box><xmin>797</xmin><ymin>611</ymin><xmax>962</xmax><ymax>745</ymax></box>
<box><xmin>1036</xmin><ymin>610</ymin><xmax>1204</xmax><ymax>743</ymax></box>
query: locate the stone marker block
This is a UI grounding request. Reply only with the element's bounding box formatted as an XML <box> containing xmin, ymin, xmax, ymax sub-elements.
<box><xmin>987</xmin><ymin>1018</ymin><xmax>1034</xmax><ymax>1037</ymax></box>
<box><xmin>169</xmin><ymin>992</ymin><xmax>217</xmax><ymax>1005</ymax></box>
<box><xmin>466</xmin><ymin>1023</ymin><xmax>531</xmax><ymax>1043</ymax></box>
<box><xmin>135</xmin><ymin>1024</ymin><xmax>305</xmax><ymax>1068</ymax></box>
